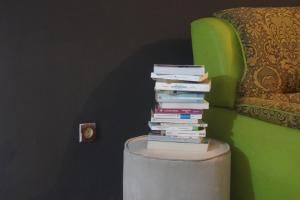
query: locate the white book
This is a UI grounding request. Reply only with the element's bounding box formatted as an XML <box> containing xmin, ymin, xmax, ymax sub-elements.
<box><xmin>151</xmin><ymin>72</ymin><xmax>208</xmax><ymax>82</ymax></box>
<box><xmin>150</xmin><ymin>117</ymin><xmax>199</xmax><ymax>124</ymax></box>
<box><xmin>153</xmin><ymin>64</ymin><xmax>205</xmax><ymax>75</ymax></box>
<box><xmin>158</xmin><ymin>100</ymin><xmax>209</xmax><ymax>109</ymax></box>
<box><xmin>153</xmin><ymin>113</ymin><xmax>202</xmax><ymax>119</ymax></box>
<box><xmin>155</xmin><ymin>91</ymin><xmax>204</xmax><ymax>103</ymax></box>
<box><xmin>155</xmin><ymin>81</ymin><xmax>211</xmax><ymax>92</ymax></box>
<box><xmin>164</xmin><ymin>129</ymin><xmax>206</xmax><ymax>137</ymax></box>
<box><xmin>165</xmin><ymin>133</ymin><xmax>205</xmax><ymax>138</ymax></box>
<box><xmin>147</xmin><ymin>140</ymin><xmax>209</xmax><ymax>152</ymax></box>
<box><xmin>148</xmin><ymin>122</ymin><xmax>204</xmax><ymax>131</ymax></box>
<box><xmin>151</xmin><ymin>126</ymin><xmax>199</xmax><ymax>131</ymax></box>
<box><xmin>148</xmin><ymin>133</ymin><xmax>203</xmax><ymax>143</ymax></box>
<box><xmin>160</xmin><ymin>122</ymin><xmax>208</xmax><ymax>128</ymax></box>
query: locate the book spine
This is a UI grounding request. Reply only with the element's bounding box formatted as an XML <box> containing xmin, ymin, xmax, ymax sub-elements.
<box><xmin>165</xmin><ymin>133</ymin><xmax>206</xmax><ymax>137</ymax></box>
<box><xmin>151</xmin><ymin>73</ymin><xmax>208</xmax><ymax>82</ymax></box>
<box><xmin>154</xmin><ymin>64</ymin><xmax>205</xmax><ymax>68</ymax></box>
<box><xmin>150</xmin><ymin>117</ymin><xmax>198</xmax><ymax>124</ymax></box>
<box><xmin>155</xmin><ymin>92</ymin><xmax>204</xmax><ymax>103</ymax></box>
<box><xmin>153</xmin><ymin>65</ymin><xmax>205</xmax><ymax>76</ymax></box>
<box><xmin>155</xmin><ymin>82</ymin><xmax>210</xmax><ymax>92</ymax></box>
<box><xmin>159</xmin><ymin>122</ymin><xmax>208</xmax><ymax>128</ymax></box>
<box><xmin>148</xmin><ymin>134</ymin><xmax>203</xmax><ymax>144</ymax></box>
<box><xmin>164</xmin><ymin>130</ymin><xmax>206</xmax><ymax>137</ymax></box>
<box><xmin>153</xmin><ymin>113</ymin><xmax>202</xmax><ymax>119</ymax></box>
<box><xmin>148</xmin><ymin>122</ymin><xmax>203</xmax><ymax>131</ymax></box>
<box><xmin>156</xmin><ymin>91</ymin><xmax>204</xmax><ymax>97</ymax></box>
<box><xmin>150</xmin><ymin>126</ymin><xmax>200</xmax><ymax>131</ymax></box>
<box><xmin>155</xmin><ymin>106</ymin><xmax>203</xmax><ymax>114</ymax></box>
<box><xmin>158</xmin><ymin>102</ymin><xmax>209</xmax><ymax>109</ymax></box>
<box><xmin>156</xmin><ymin>99</ymin><xmax>203</xmax><ymax>103</ymax></box>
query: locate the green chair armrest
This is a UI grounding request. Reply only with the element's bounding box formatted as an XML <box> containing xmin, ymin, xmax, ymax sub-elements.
<box><xmin>191</xmin><ymin>17</ymin><xmax>246</xmax><ymax>109</ymax></box>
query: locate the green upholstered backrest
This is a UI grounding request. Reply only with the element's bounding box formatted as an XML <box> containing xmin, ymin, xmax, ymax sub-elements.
<box><xmin>191</xmin><ymin>17</ymin><xmax>245</xmax><ymax>109</ymax></box>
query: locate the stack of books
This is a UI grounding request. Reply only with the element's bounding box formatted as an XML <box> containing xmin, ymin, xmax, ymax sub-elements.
<box><xmin>147</xmin><ymin>64</ymin><xmax>211</xmax><ymax>153</ymax></box>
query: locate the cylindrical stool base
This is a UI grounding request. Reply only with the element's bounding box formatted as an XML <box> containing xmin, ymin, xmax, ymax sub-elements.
<box><xmin>123</xmin><ymin>136</ymin><xmax>230</xmax><ymax>200</ymax></box>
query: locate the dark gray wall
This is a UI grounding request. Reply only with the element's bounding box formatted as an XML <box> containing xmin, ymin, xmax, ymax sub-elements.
<box><xmin>0</xmin><ymin>1</ymin><xmax>299</xmax><ymax>199</ymax></box>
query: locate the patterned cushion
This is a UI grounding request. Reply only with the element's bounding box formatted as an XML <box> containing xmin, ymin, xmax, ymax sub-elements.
<box><xmin>214</xmin><ymin>7</ymin><xmax>300</xmax><ymax>96</ymax></box>
<box><xmin>237</xmin><ymin>94</ymin><xmax>300</xmax><ymax>129</ymax></box>
<box><xmin>214</xmin><ymin>7</ymin><xmax>300</xmax><ymax>129</ymax></box>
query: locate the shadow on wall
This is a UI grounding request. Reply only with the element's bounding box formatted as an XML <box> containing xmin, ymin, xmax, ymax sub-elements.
<box><xmin>47</xmin><ymin>39</ymin><xmax>194</xmax><ymax>200</ymax></box>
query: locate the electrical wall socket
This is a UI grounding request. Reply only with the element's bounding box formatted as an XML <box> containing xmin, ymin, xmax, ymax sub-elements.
<box><xmin>79</xmin><ymin>123</ymin><xmax>96</xmax><ymax>143</ymax></box>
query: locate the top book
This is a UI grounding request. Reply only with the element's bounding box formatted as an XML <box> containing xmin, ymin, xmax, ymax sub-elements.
<box><xmin>154</xmin><ymin>64</ymin><xmax>205</xmax><ymax>75</ymax></box>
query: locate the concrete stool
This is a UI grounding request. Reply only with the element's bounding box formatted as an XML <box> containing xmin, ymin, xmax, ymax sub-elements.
<box><xmin>123</xmin><ymin>135</ymin><xmax>230</xmax><ymax>200</ymax></box>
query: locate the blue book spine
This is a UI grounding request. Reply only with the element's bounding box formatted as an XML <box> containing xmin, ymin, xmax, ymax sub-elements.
<box><xmin>180</xmin><ymin>114</ymin><xmax>191</xmax><ymax>119</ymax></box>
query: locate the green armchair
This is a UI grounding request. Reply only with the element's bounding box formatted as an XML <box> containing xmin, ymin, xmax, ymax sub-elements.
<box><xmin>191</xmin><ymin>7</ymin><xmax>300</xmax><ymax>200</ymax></box>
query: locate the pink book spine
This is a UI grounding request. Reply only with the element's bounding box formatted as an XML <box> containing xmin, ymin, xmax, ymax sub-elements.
<box><xmin>155</xmin><ymin>105</ymin><xmax>203</xmax><ymax>114</ymax></box>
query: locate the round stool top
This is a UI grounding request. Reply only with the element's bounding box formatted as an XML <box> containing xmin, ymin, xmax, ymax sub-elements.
<box><xmin>124</xmin><ymin>135</ymin><xmax>230</xmax><ymax>161</ymax></box>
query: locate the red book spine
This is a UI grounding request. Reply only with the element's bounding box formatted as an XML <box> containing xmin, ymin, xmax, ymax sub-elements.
<box><xmin>155</xmin><ymin>105</ymin><xmax>203</xmax><ymax>114</ymax></box>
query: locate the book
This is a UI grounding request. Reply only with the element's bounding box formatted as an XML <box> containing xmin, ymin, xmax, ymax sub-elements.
<box><xmin>148</xmin><ymin>122</ymin><xmax>206</xmax><ymax>131</ymax></box>
<box><xmin>153</xmin><ymin>64</ymin><xmax>205</xmax><ymax>75</ymax></box>
<box><xmin>154</xmin><ymin>106</ymin><xmax>203</xmax><ymax>114</ymax></box>
<box><xmin>151</xmin><ymin>72</ymin><xmax>208</xmax><ymax>82</ymax></box>
<box><xmin>159</xmin><ymin>129</ymin><xmax>206</xmax><ymax>137</ymax></box>
<box><xmin>147</xmin><ymin>138</ymin><xmax>210</xmax><ymax>152</ymax></box>
<box><xmin>155</xmin><ymin>91</ymin><xmax>204</xmax><ymax>103</ymax></box>
<box><xmin>148</xmin><ymin>132</ymin><xmax>204</xmax><ymax>143</ymax></box>
<box><xmin>155</xmin><ymin>81</ymin><xmax>211</xmax><ymax>92</ymax></box>
<box><xmin>149</xmin><ymin>124</ymin><xmax>199</xmax><ymax>131</ymax></box>
<box><xmin>150</xmin><ymin>117</ymin><xmax>199</xmax><ymax>124</ymax></box>
<box><xmin>159</xmin><ymin>122</ymin><xmax>208</xmax><ymax>128</ymax></box>
<box><xmin>158</xmin><ymin>100</ymin><xmax>209</xmax><ymax>109</ymax></box>
<box><xmin>165</xmin><ymin>133</ymin><xmax>205</xmax><ymax>138</ymax></box>
<box><xmin>152</xmin><ymin>129</ymin><xmax>206</xmax><ymax>138</ymax></box>
<box><xmin>153</xmin><ymin>112</ymin><xmax>202</xmax><ymax>119</ymax></box>
<box><xmin>147</xmin><ymin>63</ymin><xmax>211</xmax><ymax>152</ymax></box>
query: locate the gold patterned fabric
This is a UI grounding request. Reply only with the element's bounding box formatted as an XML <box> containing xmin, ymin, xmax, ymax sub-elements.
<box><xmin>237</xmin><ymin>95</ymin><xmax>300</xmax><ymax>129</ymax></box>
<box><xmin>214</xmin><ymin>7</ymin><xmax>300</xmax><ymax>129</ymax></box>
